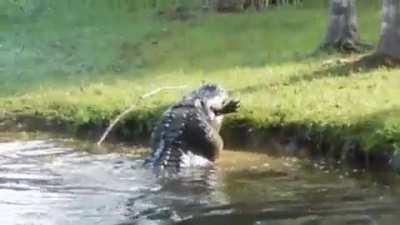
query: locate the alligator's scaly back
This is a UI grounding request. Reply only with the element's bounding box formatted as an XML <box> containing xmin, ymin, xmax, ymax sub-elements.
<box><xmin>147</xmin><ymin>107</ymin><xmax>189</xmax><ymax>168</ymax></box>
<box><xmin>145</xmin><ymin>84</ymin><xmax>239</xmax><ymax>169</ymax></box>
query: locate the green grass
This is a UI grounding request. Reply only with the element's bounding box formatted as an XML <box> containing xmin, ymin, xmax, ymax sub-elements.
<box><xmin>1</xmin><ymin>2</ymin><xmax>399</xmax><ymax>163</ymax></box>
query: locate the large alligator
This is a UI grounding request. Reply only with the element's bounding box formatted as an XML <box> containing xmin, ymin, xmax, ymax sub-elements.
<box><xmin>145</xmin><ymin>84</ymin><xmax>240</xmax><ymax>169</ymax></box>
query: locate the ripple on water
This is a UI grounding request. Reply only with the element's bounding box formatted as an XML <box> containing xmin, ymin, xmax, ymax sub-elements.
<box><xmin>0</xmin><ymin>140</ymin><xmax>400</xmax><ymax>225</ymax></box>
<box><xmin>0</xmin><ymin>140</ymin><xmax>158</xmax><ymax>225</ymax></box>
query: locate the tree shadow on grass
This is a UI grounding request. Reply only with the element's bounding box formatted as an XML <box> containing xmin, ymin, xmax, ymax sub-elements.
<box><xmin>233</xmin><ymin>52</ymin><xmax>400</xmax><ymax>96</ymax></box>
<box><xmin>231</xmin><ymin>56</ymin><xmax>355</xmax><ymax>95</ymax></box>
<box><xmin>307</xmin><ymin>53</ymin><xmax>400</xmax><ymax>79</ymax></box>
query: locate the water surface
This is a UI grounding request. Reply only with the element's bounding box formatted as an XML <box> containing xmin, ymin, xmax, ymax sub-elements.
<box><xmin>0</xmin><ymin>139</ymin><xmax>399</xmax><ymax>225</ymax></box>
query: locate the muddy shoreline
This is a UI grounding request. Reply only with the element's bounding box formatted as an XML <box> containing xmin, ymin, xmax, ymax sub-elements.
<box><xmin>0</xmin><ymin>114</ymin><xmax>397</xmax><ymax>173</ymax></box>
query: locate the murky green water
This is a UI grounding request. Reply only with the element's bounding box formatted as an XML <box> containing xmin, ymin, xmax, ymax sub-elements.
<box><xmin>0</xmin><ymin>139</ymin><xmax>399</xmax><ymax>225</ymax></box>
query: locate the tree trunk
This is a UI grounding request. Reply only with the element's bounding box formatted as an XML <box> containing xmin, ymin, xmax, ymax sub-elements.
<box><xmin>377</xmin><ymin>0</ymin><xmax>400</xmax><ymax>59</ymax></box>
<box><xmin>215</xmin><ymin>0</ymin><xmax>245</xmax><ymax>12</ymax></box>
<box><xmin>321</xmin><ymin>0</ymin><xmax>371</xmax><ymax>52</ymax></box>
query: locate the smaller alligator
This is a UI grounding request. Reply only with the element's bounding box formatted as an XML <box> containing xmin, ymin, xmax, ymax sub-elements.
<box><xmin>145</xmin><ymin>84</ymin><xmax>240</xmax><ymax>169</ymax></box>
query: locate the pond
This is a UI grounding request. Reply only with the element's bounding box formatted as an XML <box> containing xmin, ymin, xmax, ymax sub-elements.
<box><xmin>0</xmin><ymin>137</ymin><xmax>399</xmax><ymax>225</ymax></box>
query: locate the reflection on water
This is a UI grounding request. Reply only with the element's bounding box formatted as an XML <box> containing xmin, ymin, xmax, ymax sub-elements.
<box><xmin>0</xmin><ymin>140</ymin><xmax>399</xmax><ymax>225</ymax></box>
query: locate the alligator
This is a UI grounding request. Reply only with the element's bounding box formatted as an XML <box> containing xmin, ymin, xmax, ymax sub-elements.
<box><xmin>145</xmin><ymin>84</ymin><xmax>240</xmax><ymax>169</ymax></box>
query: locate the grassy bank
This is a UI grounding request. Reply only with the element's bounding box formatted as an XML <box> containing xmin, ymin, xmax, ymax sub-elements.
<box><xmin>1</xmin><ymin>2</ymin><xmax>399</xmax><ymax>169</ymax></box>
